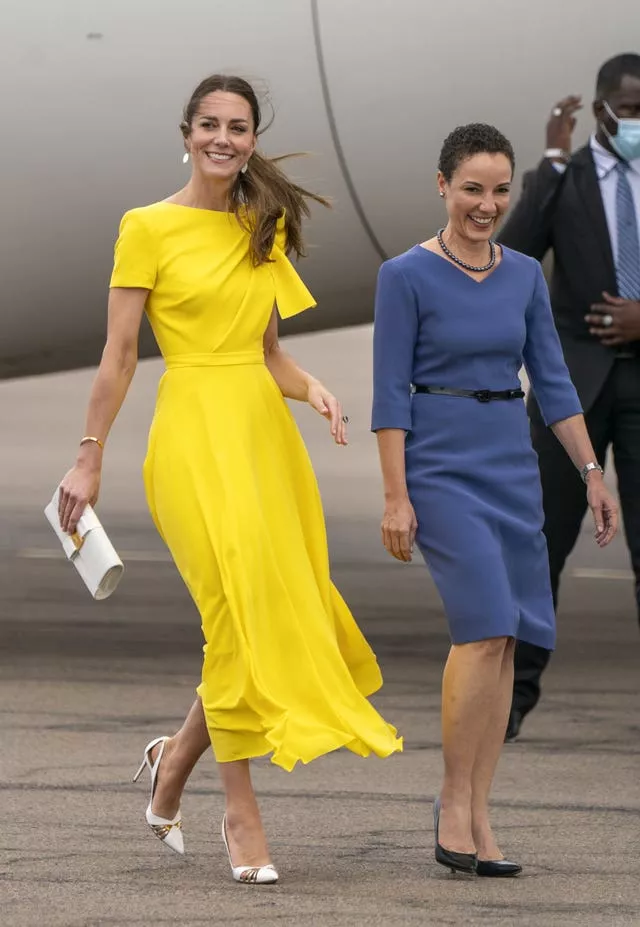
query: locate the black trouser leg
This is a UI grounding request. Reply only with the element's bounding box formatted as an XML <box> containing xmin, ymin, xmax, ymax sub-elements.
<box><xmin>511</xmin><ymin>641</ymin><xmax>552</xmax><ymax>716</ymax></box>
<box><xmin>610</xmin><ymin>360</ymin><xmax>640</xmax><ymax>625</ymax></box>
<box><xmin>512</xmin><ymin>391</ymin><xmax>612</xmax><ymax>718</ymax></box>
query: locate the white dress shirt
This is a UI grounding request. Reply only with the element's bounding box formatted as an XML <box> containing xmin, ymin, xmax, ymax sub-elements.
<box><xmin>551</xmin><ymin>136</ymin><xmax>640</xmax><ymax>266</ymax></box>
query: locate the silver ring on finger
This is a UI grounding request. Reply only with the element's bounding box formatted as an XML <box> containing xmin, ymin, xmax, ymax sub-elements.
<box><xmin>552</xmin><ymin>106</ymin><xmax>562</xmax><ymax>117</ymax></box>
<box><xmin>602</xmin><ymin>313</ymin><xmax>614</xmax><ymax>327</ymax></box>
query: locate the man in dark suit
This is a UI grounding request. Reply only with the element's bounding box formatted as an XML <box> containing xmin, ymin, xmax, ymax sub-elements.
<box><xmin>499</xmin><ymin>53</ymin><xmax>640</xmax><ymax>740</ymax></box>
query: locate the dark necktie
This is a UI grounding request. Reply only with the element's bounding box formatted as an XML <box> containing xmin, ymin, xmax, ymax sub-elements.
<box><xmin>615</xmin><ymin>161</ymin><xmax>640</xmax><ymax>299</ymax></box>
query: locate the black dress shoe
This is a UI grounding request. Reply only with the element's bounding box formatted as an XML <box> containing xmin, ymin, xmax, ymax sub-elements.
<box><xmin>476</xmin><ymin>859</ymin><xmax>522</xmax><ymax>877</ymax></box>
<box><xmin>433</xmin><ymin>798</ymin><xmax>477</xmax><ymax>874</ymax></box>
<box><xmin>505</xmin><ymin>709</ymin><xmax>523</xmax><ymax>742</ymax></box>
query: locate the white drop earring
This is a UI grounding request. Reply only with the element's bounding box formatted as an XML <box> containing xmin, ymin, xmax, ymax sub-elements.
<box><xmin>182</xmin><ymin>152</ymin><xmax>190</xmax><ymax>164</ymax></box>
<box><xmin>240</xmin><ymin>162</ymin><xmax>248</xmax><ymax>174</ymax></box>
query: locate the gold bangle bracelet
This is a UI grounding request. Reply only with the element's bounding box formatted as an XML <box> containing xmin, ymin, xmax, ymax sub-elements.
<box><xmin>79</xmin><ymin>436</ymin><xmax>104</xmax><ymax>450</ymax></box>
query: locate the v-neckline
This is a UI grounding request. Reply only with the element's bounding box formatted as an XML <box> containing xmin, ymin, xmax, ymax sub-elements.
<box><xmin>414</xmin><ymin>243</ymin><xmax>506</xmax><ymax>284</ymax></box>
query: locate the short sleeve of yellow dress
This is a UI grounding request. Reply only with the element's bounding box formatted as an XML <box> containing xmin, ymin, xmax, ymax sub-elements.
<box><xmin>111</xmin><ymin>209</ymin><xmax>158</xmax><ymax>289</ymax></box>
<box><xmin>110</xmin><ymin>202</ymin><xmax>402</xmax><ymax>771</ymax></box>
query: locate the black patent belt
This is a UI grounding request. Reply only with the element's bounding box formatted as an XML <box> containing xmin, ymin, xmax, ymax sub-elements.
<box><xmin>412</xmin><ymin>385</ymin><xmax>525</xmax><ymax>403</ymax></box>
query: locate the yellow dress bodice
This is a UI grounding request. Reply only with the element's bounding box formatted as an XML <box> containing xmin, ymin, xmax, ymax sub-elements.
<box><xmin>109</xmin><ymin>202</ymin><xmax>315</xmax><ymax>362</ymax></box>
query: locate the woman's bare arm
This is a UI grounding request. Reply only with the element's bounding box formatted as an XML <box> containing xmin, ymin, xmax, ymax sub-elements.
<box><xmin>262</xmin><ymin>307</ymin><xmax>347</xmax><ymax>445</ymax></box>
<box><xmin>262</xmin><ymin>305</ymin><xmax>319</xmax><ymax>399</ymax></box>
<box><xmin>376</xmin><ymin>429</ymin><xmax>410</xmax><ymax>502</ymax></box>
<box><xmin>58</xmin><ymin>287</ymin><xmax>147</xmax><ymax>532</ymax></box>
<box><xmin>550</xmin><ymin>414</ymin><xmax>601</xmax><ymax>471</ymax></box>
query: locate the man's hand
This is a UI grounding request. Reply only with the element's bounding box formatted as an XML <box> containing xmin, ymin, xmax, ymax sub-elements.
<box><xmin>546</xmin><ymin>96</ymin><xmax>583</xmax><ymax>156</ymax></box>
<box><xmin>585</xmin><ymin>292</ymin><xmax>640</xmax><ymax>345</ymax></box>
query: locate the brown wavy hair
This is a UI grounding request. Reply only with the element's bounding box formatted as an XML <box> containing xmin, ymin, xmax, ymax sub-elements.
<box><xmin>180</xmin><ymin>74</ymin><xmax>330</xmax><ymax>266</ymax></box>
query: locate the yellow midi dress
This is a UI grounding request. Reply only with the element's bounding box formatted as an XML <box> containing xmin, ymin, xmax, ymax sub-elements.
<box><xmin>110</xmin><ymin>202</ymin><xmax>402</xmax><ymax>771</ymax></box>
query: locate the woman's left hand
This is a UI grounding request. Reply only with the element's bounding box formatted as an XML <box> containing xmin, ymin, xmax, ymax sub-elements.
<box><xmin>586</xmin><ymin>476</ymin><xmax>618</xmax><ymax>547</ymax></box>
<box><xmin>307</xmin><ymin>380</ymin><xmax>348</xmax><ymax>446</ymax></box>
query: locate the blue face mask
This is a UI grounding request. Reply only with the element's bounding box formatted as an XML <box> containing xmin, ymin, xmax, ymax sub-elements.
<box><xmin>602</xmin><ymin>100</ymin><xmax>640</xmax><ymax>162</ymax></box>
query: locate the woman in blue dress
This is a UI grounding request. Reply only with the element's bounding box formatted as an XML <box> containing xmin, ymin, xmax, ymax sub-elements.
<box><xmin>372</xmin><ymin>124</ymin><xmax>618</xmax><ymax>877</ymax></box>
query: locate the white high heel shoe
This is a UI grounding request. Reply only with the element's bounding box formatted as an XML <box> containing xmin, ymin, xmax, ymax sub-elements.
<box><xmin>221</xmin><ymin>814</ymin><xmax>278</xmax><ymax>884</ymax></box>
<box><xmin>133</xmin><ymin>736</ymin><xmax>184</xmax><ymax>856</ymax></box>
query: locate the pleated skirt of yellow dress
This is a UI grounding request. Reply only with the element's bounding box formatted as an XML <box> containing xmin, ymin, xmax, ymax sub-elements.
<box><xmin>143</xmin><ymin>360</ymin><xmax>402</xmax><ymax>771</ymax></box>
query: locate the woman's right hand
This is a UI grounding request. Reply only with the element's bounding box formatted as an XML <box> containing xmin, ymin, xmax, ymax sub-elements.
<box><xmin>381</xmin><ymin>497</ymin><xmax>418</xmax><ymax>563</ymax></box>
<box><xmin>58</xmin><ymin>462</ymin><xmax>102</xmax><ymax>534</ymax></box>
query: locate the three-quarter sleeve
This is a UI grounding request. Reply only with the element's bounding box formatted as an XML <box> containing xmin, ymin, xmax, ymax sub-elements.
<box><xmin>109</xmin><ymin>209</ymin><xmax>158</xmax><ymax>290</ymax></box>
<box><xmin>371</xmin><ymin>260</ymin><xmax>418</xmax><ymax>432</ymax></box>
<box><xmin>522</xmin><ymin>260</ymin><xmax>582</xmax><ymax>426</ymax></box>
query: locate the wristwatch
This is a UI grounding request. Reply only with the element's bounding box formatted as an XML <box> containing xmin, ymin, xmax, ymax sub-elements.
<box><xmin>580</xmin><ymin>462</ymin><xmax>604</xmax><ymax>483</ymax></box>
<box><xmin>544</xmin><ymin>148</ymin><xmax>569</xmax><ymax>161</ymax></box>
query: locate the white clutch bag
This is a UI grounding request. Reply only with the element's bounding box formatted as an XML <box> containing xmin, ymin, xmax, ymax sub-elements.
<box><xmin>44</xmin><ymin>488</ymin><xmax>124</xmax><ymax>600</ymax></box>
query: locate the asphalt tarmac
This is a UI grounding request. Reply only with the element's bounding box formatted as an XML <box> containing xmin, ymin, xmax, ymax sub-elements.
<box><xmin>1</xmin><ymin>327</ymin><xmax>639</xmax><ymax>926</ymax></box>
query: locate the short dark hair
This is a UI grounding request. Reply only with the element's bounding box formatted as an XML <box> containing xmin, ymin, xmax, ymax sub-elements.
<box><xmin>438</xmin><ymin>123</ymin><xmax>515</xmax><ymax>183</ymax></box>
<box><xmin>596</xmin><ymin>53</ymin><xmax>640</xmax><ymax>98</ymax></box>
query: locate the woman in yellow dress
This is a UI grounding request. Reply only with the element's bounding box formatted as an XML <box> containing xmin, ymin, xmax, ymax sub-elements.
<box><xmin>57</xmin><ymin>74</ymin><xmax>402</xmax><ymax>884</ymax></box>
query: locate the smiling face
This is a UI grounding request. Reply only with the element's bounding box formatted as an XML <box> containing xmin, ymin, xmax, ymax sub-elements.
<box><xmin>438</xmin><ymin>152</ymin><xmax>512</xmax><ymax>242</ymax></box>
<box><xmin>184</xmin><ymin>91</ymin><xmax>256</xmax><ymax>181</ymax></box>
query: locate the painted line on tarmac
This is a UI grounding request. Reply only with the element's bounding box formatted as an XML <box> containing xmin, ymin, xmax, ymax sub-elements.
<box><xmin>14</xmin><ymin>551</ymin><xmax>634</xmax><ymax>580</ymax></box>
<box><xmin>570</xmin><ymin>567</ymin><xmax>634</xmax><ymax>580</ymax></box>
<box><xmin>16</xmin><ymin>548</ymin><xmax>172</xmax><ymax>562</ymax></box>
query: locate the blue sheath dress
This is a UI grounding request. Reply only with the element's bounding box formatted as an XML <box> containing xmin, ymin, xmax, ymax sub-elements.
<box><xmin>371</xmin><ymin>246</ymin><xmax>583</xmax><ymax>650</ymax></box>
